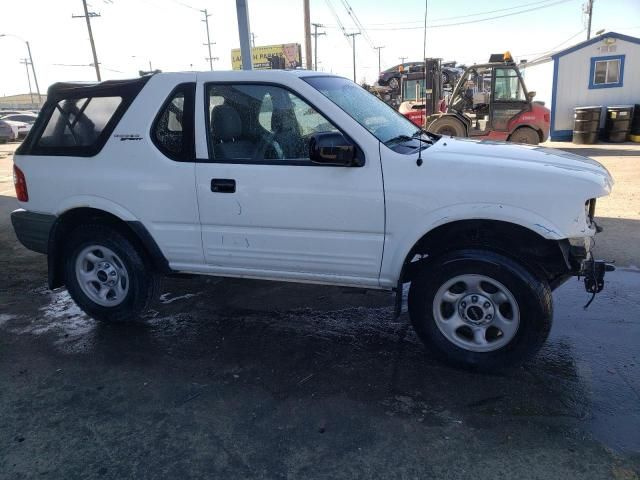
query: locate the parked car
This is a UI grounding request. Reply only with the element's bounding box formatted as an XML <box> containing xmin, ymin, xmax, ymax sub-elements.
<box><xmin>0</xmin><ymin>120</ymin><xmax>13</xmax><ymax>143</ymax></box>
<box><xmin>1</xmin><ymin>113</ymin><xmax>38</xmax><ymax>125</ymax></box>
<box><xmin>378</xmin><ymin>61</ymin><xmax>463</xmax><ymax>90</ymax></box>
<box><xmin>11</xmin><ymin>71</ymin><xmax>614</xmax><ymax>370</ymax></box>
<box><xmin>3</xmin><ymin>119</ymin><xmax>30</xmax><ymax>140</ymax></box>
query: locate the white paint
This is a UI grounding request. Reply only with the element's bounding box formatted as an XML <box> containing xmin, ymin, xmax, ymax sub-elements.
<box><xmin>14</xmin><ymin>70</ymin><xmax>613</xmax><ymax>291</ymax></box>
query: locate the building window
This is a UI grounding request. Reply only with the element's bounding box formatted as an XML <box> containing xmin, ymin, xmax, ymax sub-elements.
<box><xmin>589</xmin><ymin>54</ymin><xmax>625</xmax><ymax>89</ymax></box>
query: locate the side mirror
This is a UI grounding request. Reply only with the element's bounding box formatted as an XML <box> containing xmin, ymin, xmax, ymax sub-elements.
<box><xmin>527</xmin><ymin>91</ymin><xmax>536</xmax><ymax>100</ymax></box>
<box><xmin>309</xmin><ymin>132</ymin><xmax>361</xmax><ymax>167</ymax></box>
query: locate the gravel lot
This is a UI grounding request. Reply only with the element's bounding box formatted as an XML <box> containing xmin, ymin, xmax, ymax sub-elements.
<box><xmin>1</xmin><ymin>140</ymin><xmax>639</xmax><ymax>479</ymax></box>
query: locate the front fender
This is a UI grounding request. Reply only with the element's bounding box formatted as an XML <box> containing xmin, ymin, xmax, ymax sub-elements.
<box><xmin>380</xmin><ymin>203</ymin><xmax>576</xmax><ymax>287</ymax></box>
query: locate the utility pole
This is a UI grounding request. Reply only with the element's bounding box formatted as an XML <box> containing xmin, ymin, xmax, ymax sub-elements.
<box><xmin>20</xmin><ymin>59</ymin><xmax>34</xmax><ymax>105</ymax></box>
<box><xmin>585</xmin><ymin>0</ymin><xmax>594</xmax><ymax>40</ymax></box>
<box><xmin>399</xmin><ymin>56</ymin><xmax>408</xmax><ymax>64</ymax></box>
<box><xmin>303</xmin><ymin>0</ymin><xmax>312</xmax><ymax>69</ymax></box>
<box><xmin>0</xmin><ymin>35</ymin><xmax>42</xmax><ymax>104</ymax></box>
<box><xmin>72</xmin><ymin>0</ymin><xmax>101</xmax><ymax>81</ymax></box>
<box><xmin>236</xmin><ymin>0</ymin><xmax>253</xmax><ymax>70</ymax></box>
<box><xmin>374</xmin><ymin>46</ymin><xmax>385</xmax><ymax>73</ymax></box>
<box><xmin>346</xmin><ymin>32</ymin><xmax>360</xmax><ymax>82</ymax></box>
<box><xmin>201</xmin><ymin>9</ymin><xmax>215</xmax><ymax>70</ymax></box>
<box><xmin>311</xmin><ymin>23</ymin><xmax>326</xmax><ymax>71</ymax></box>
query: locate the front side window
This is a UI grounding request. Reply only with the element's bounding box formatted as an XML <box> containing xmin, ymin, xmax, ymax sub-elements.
<box><xmin>493</xmin><ymin>68</ymin><xmax>525</xmax><ymax>102</ymax></box>
<box><xmin>305</xmin><ymin>76</ymin><xmax>427</xmax><ymax>150</ymax></box>
<box><xmin>38</xmin><ymin>96</ymin><xmax>122</xmax><ymax>149</ymax></box>
<box><xmin>206</xmin><ymin>83</ymin><xmax>338</xmax><ymax>162</ymax></box>
<box><xmin>589</xmin><ymin>55</ymin><xmax>625</xmax><ymax>89</ymax></box>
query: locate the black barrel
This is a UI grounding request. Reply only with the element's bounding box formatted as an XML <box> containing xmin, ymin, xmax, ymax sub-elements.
<box><xmin>630</xmin><ymin>104</ymin><xmax>640</xmax><ymax>141</ymax></box>
<box><xmin>604</xmin><ymin>105</ymin><xmax>633</xmax><ymax>142</ymax></box>
<box><xmin>572</xmin><ymin>106</ymin><xmax>601</xmax><ymax>144</ymax></box>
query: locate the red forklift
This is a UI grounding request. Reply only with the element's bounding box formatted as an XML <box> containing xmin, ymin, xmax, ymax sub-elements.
<box><xmin>425</xmin><ymin>52</ymin><xmax>550</xmax><ymax>144</ymax></box>
<box><xmin>397</xmin><ymin>59</ymin><xmax>445</xmax><ymax>127</ymax></box>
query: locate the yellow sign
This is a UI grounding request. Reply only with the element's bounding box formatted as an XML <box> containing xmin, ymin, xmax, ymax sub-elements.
<box><xmin>231</xmin><ymin>43</ymin><xmax>302</xmax><ymax>70</ymax></box>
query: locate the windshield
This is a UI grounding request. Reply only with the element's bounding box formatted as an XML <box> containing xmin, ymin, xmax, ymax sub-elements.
<box><xmin>304</xmin><ymin>76</ymin><xmax>424</xmax><ymax>147</ymax></box>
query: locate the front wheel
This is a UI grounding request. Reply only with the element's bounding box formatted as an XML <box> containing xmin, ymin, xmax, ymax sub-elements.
<box><xmin>509</xmin><ymin>127</ymin><xmax>540</xmax><ymax>145</ymax></box>
<box><xmin>427</xmin><ymin>116</ymin><xmax>466</xmax><ymax>137</ymax></box>
<box><xmin>408</xmin><ymin>249</ymin><xmax>552</xmax><ymax>370</ymax></box>
<box><xmin>63</xmin><ymin>224</ymin><xmax>160</xmax><ymax>322</ymax></box>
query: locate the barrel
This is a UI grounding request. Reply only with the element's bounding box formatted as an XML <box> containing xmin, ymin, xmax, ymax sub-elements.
<box><xmin>572</xmin><ymin>106</ymin><xmax>601</xmax><ymax>144</ymax></box>
<box><xmin>604</xmin><ymin>105</ymin><xmax>633</xmax><ymax>142</ymax></box>
<box><xmin>630</xmin><ymin>104</ymin><xmax>640</xmax><ymax>143</ymax></box>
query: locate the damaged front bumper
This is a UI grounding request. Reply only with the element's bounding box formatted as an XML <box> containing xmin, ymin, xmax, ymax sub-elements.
<box><xmin>566</xmin><ymin>235</ymin><xmax>615</xmax><ymax>307</ymax></box>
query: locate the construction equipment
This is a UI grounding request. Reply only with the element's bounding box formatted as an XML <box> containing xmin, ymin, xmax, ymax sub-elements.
<box><xmin>426</xmin><ymin>52</ymin><xmax>550</xmax><ymax>144</ymax></box>
<box><xmin>397</xmin><ymin>59</ymin><xmax>446</xmax><ymax>127</ymax></box>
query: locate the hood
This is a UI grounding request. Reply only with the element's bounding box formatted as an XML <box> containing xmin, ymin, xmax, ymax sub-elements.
<box><xmin>436</xmin><ymin>137</ymin><xmax>614</xmax><ymax>190</ymax></box>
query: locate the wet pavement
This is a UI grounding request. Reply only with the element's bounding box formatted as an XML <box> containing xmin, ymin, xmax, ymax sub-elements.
<box><xmin>1</xmin><ymin>141</ymin><xmax>640</xmax><ymax>478</ymax></box>
<box><xmin>1</xmin><ymin>227</ymin><xmax>639</xmax><ymax>478</ymax></box>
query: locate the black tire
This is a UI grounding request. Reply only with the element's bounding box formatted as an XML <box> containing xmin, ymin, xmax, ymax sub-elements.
<box><xmin>509</xmin><ymin>127</ymin><xmax>540</xmax><ymax>145</ymax></box>
<box><xmin>63</xmin><ymin>224</ymin><xmax>160</xmax><ymax>322</ymax></box>
<box><xmin>408</xmin><ymin>249</ymin><xmax>552</xmax><ymax>371</ymax></box>
<box><xmin>442</xmin><ymin>71</ymin><xmax>451</xmax><ymax>86</ymax></box>
<box><xmin>428</xmin><ymin>116</ymin><xmax>466</xmax><ymax>137</ymax></box>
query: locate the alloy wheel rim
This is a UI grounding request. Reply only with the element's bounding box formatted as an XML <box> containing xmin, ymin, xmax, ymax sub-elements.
<box><xmin>432</xmin><ymin>274</ymin><xmax>520</xmax><ymax>353</ymax></box>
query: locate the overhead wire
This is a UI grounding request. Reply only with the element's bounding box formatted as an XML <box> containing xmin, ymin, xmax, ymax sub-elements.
<box><xmin>324</xmin><ymin>0</ymin><xmax>575</xmax><ymax>31</ymax></box>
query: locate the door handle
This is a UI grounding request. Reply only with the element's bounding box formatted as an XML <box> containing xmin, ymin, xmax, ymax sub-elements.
<box><xmin>211</xmin><ymin>178</ymin><xmax>236</xmax><ymax>193</ymax></box>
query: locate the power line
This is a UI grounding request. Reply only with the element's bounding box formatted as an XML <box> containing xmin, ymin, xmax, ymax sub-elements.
<box><xmin>516</xmin><ymin>29</ymin><xmax>585</xmax><ymax>59</ymax></box>
<box><xmin>325</xmin><ymin>0</ymin><xmax>575</xmax><ymax>31</ymax></box>
<box><xmin>339</xmin><ymin>0</ymin><xmax>375</xmax><ymax>49</ymax></box>
<box><xmin>353</xmin><ymin>0</ymin><xmax>568</xmax><ymax>26</ymax></box>
<box><xmin>167</xmin><ymin>0</ymin><xmax>200</xmax><ymax>11</ymax></box>
<box><xmin>324</xmin><ymin>0</ymin><xmax>352</xmax><ymax>47</ymax></box>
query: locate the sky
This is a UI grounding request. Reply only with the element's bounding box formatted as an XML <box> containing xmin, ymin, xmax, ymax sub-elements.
<box><xmin>1</xmin><ymin>0</ymin><xmax>639</xmax><ymax>97</ymax></box>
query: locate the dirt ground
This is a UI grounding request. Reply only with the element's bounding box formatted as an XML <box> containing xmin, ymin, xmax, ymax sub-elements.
<box><xmin>1</xmin><ymin>140</ymin><xmax>639</xmax><ymax>478</ymax></box>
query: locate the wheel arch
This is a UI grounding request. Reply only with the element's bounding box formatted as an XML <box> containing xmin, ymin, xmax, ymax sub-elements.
<box><xmin>395</xmin><ymin>218</ymin><xmax>572</xmax><ymax>289</ymax></box>
<box><xmin>47</xmin><ymin>207</ymin><xmax>170</xmax><ymax>289</ymax></box>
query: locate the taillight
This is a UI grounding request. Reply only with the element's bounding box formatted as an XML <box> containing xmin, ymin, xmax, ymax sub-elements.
<box><xmin>13</xmin><ymin>164</ymin><xmax>28</xmax><ymax>202</ymax></box>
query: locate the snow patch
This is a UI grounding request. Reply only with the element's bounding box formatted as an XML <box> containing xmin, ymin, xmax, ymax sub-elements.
<box><xmin>159</xmin><ymin>292</ymin><xmax>201</xmax><ymax>304</ymax></box>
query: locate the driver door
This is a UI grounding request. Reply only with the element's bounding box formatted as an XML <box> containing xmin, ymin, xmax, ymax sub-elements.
<box><xmin>490</xmin><ymin>67</ymin><xmax>530</xmax><ymax>131</ymax></box>
<box><xmin>193</xmin><ymin>82</ymin><xmax>385</xmax><ymax>285</ymax></box>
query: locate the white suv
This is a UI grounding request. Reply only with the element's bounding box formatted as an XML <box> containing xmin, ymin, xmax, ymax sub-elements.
<box><xmin>11</xmin><ymin>71</ymin><xmax>614</xmax><ymax>369</ymax></box>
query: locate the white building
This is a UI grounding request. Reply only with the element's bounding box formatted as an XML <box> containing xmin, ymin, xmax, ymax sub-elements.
<box><xmin>521</xmin><ymin>32</ymin><xmax>640</xmax><ymax>141</ymax></box>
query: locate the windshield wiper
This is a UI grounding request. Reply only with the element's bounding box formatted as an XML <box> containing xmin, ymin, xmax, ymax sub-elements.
<box><xmin>385</xmin><ymin>134</ymin><xmax>414</xmax><ymax>145</ymax></box>
<box><xmin>412</xmin><ymin>130</ymin><xmax>437</xmax><ymax>142</ymax></box>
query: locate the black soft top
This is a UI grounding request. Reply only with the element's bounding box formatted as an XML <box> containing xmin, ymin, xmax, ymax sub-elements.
<box><xmin>46</xmin><ymin>75</ymin><xmax>152</xmax><ymax>101</ymax></box>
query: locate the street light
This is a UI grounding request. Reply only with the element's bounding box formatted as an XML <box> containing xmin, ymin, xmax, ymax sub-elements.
<box><xmin>0</xmin><ymin>33</ymin><xmax>42</xmax><ymax>105</ymax></box>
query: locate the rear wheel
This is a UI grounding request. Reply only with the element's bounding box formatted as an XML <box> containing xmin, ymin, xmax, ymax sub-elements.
<box><xmin>427</xmin><ymin>116</ymin><xmax>466</xmax><ymax>137</ymax></box>
<box><xmin>63</xmin><ymin>224</ymin><xmax>160</xmax><ymax>322</ymax></box>
<box><xmin>509</xmin><ymin>127</ymin><xmax>540</xmax><ymax>145</ymax></box>
<box><xmin>408</xmin><ymin>249</ymin><xmax>552</xmax><ymax>370</ymax></box>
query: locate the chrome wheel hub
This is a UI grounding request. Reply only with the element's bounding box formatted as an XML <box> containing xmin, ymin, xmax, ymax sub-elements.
<box><xmin>432</xmin><ymin>274</ymin><xmax>520</xmax><ymax>353</ymax></box>
<box><xmin>458</xmin><ymin>293</ymin><xmax>495</xmax><ymax>326</ymax></box>
<box><xmin>75</xmin><ymin>245</ymin><xmax>129</xmax><ymax>307</ymax></box>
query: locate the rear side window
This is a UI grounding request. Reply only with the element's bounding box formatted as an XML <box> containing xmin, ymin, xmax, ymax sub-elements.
<box><xmin>39</xmin><ymin>97</ymin><xmax>122</xmax><ymax>148</ymax></box>
<box><xmin>151</xmin><ymin>83</ymin><xmax>195</xmax><ymax>161</ymax></box>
